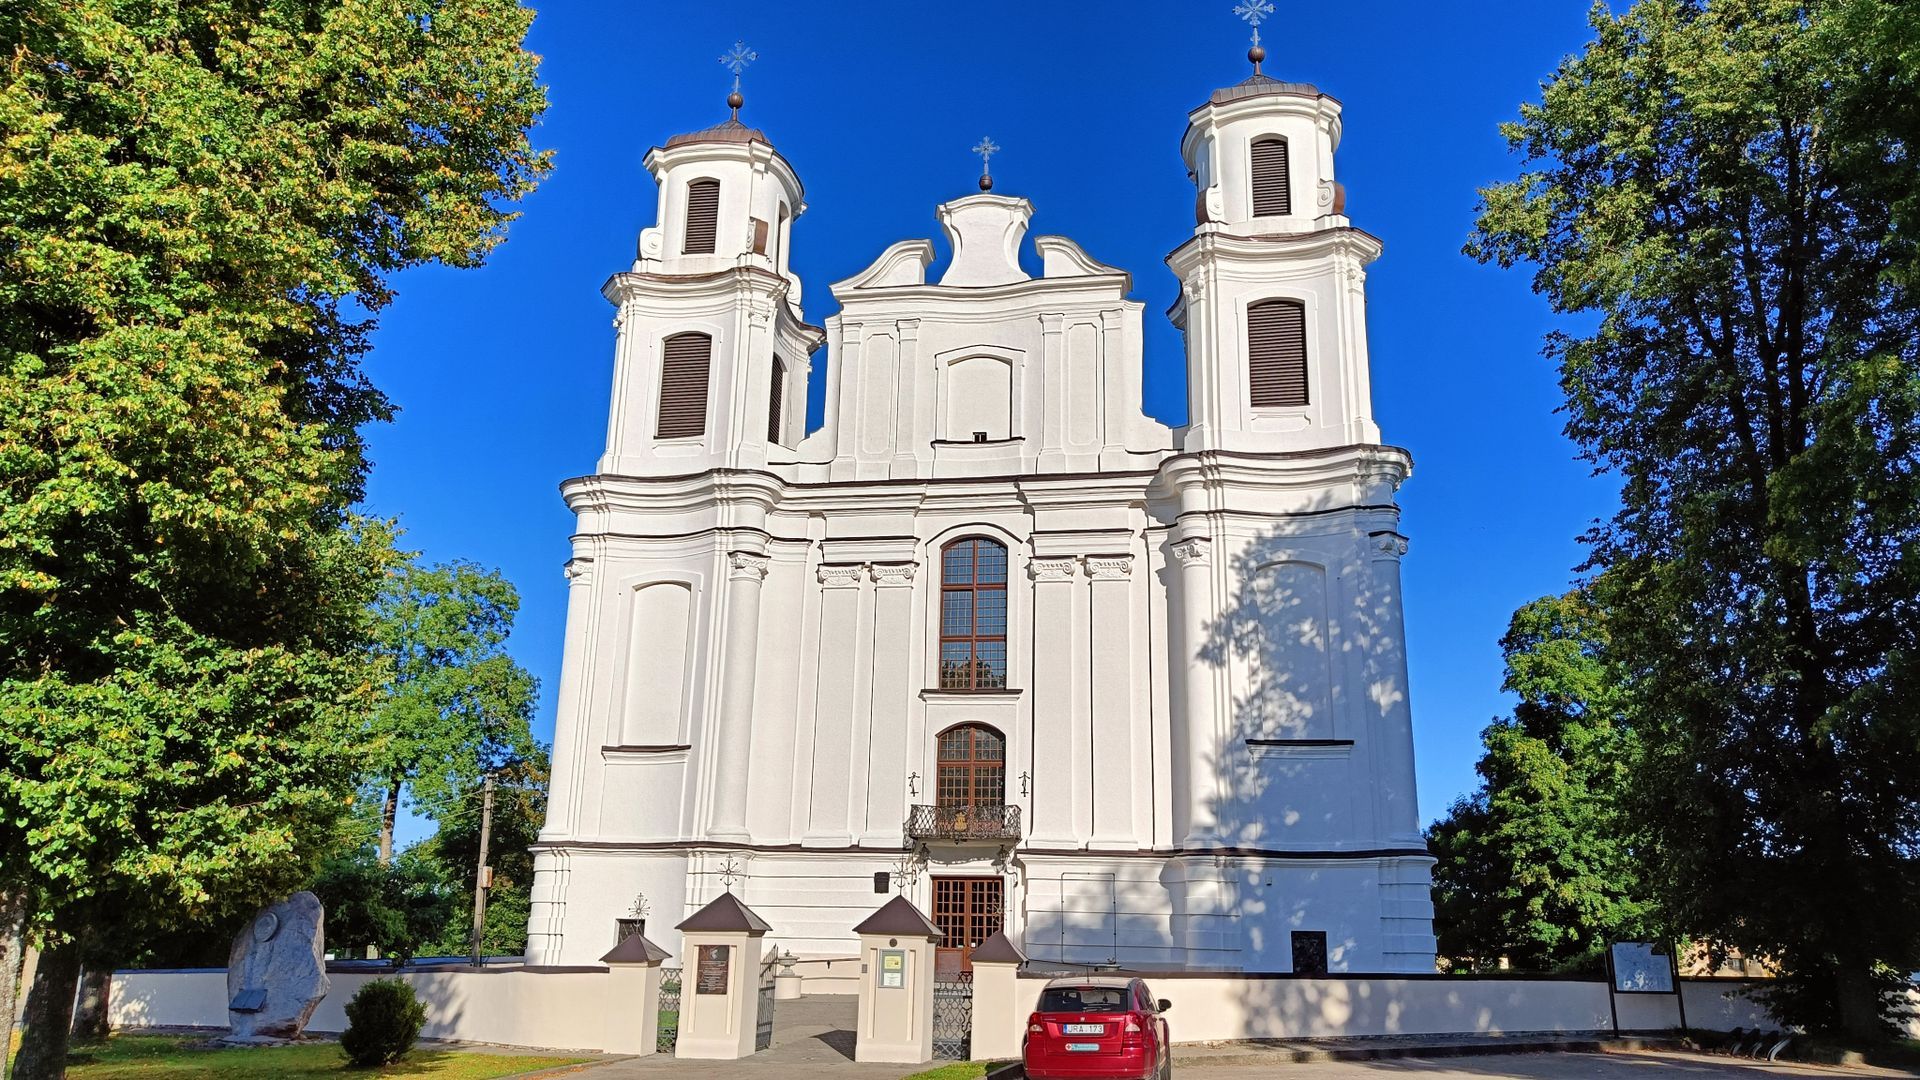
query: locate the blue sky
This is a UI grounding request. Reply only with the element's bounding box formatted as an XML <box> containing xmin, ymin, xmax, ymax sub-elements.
<box><xmin>363</xmin><ymin>2</ymin><xmax>1614</xmax><ymax>845</ymax></box>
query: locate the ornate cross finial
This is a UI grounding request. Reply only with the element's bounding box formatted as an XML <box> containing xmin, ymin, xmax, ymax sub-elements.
<box><xmin>972</xmin><ymin>136</ymin><xmax>1000</xmax><ymax>192</ymax></box>
<box><xmin>720</xmin><ymin>40</ymin><xmax>757</xmax><ymax>118</ymax></box>
<box><xmin>1234</xmin><ymin>0</ymin><xmax>1275</xmax><ymax>74</ymax></box>
<box><xmin>717</xmin><ymin>855</ymin><xmax>744</xmax><ymax>891</ymax></box>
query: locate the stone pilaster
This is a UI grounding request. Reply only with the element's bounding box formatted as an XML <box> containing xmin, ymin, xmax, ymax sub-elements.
<box><xmin>1026</xmin><ymin>556</ymin><xmax>1078</xmax><ymax>848</ymax></box>
<box><xmin>1086</xmin><ymin>554</ymin><xmax>1136</xmax><ymax>847</ymax></box>
<box><xmin>1168</xmin><ymin>536</ymin><xmax>1220</xmax><ymax>846</ymax></box>
<box><xmin>709</xmin><ymin>551</ymin><xmax>770</xmax><ymax>841</ymax></box>
<box><xmin>862</xmin><ymin>562</ymin><xmax>919</xmax><ymax>844</ymax></box>
<box><xmin>804</xmin><ymin>563</ymin><xmax>863</xmax><ymax>844</ymax></box>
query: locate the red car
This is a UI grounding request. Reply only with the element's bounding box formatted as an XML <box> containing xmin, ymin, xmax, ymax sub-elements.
<box><xmin>1023</xmin><ymin>975</ymin><xmax>1172</xmax><ymax>1080</ymax></box>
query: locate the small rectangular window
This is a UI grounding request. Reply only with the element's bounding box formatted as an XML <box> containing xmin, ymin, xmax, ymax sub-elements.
<box><xmin>1251</xmin><ymin>138</ymin><xmax>1292</xmax><ymax>217</ymax></box>
<box><xmin>1248</xmin><ymin>299</ymin><xmax>1308</xmax><ymax>408</ymax></box>
<box><xmin>684</xmin><ymin>179</ymin><xmax>720</xmax><ymax>254</ymax></box>
<box><xmin>767</xmin><ymin>356</ymin><xmax>787</xmax><ymax>445</ymax></box>
<box><xmin>657</xmin><ymin>333</ymin><xmax>712</xmax><ymax>439</ymax></box>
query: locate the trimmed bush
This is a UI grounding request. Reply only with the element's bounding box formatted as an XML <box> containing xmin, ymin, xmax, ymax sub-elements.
<box><xmin>339</xmin><ymin>978</ymin><xmax>427</xmax><ymax>1066</ymax></box>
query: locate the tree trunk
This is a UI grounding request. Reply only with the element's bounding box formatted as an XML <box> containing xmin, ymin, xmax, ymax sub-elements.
<box><xmin>1834</xmin><ymin>959</ymin><xmax>1887</xmax><ymax>1042</ymax></box>
<box><xmin>378</xmin><ymin>778</ymin><xmax>401</xmax><ymax>867</ymax></box>
<box><xmin>0</xmin><ymin>894</ymin><xmax>26</xmax><ymax>1080</ymax></box>
<box><xmin>11</xmin><ymin>940</ymin><xmax>80</xmax><ymax>1080</ymax></box>
<box><xmin>67</xmin><ymin>967</ymin><xmax>109</xmax><ymax>1044</ymax></box>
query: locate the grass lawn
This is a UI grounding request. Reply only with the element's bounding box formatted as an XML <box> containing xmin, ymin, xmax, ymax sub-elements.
<box><xmin>56</xmin><ymin>1034</ymin><xmax>591</xmax><ymax>1079</ymax></box>
<box><xmin>900</xmin><ymin>1062</ymin><xmax>1012</xmax><ymax>1080</ymax></box>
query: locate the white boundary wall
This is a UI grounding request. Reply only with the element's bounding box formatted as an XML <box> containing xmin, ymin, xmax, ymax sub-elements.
<box><xmin>112</xmin><ymin>967</ymin><xmax>1785</xmax><ymax>1053</ymax></box>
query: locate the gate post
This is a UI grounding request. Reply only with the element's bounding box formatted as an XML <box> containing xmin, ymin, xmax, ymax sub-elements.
<box><xmin>852</xmin><ymin>895</ymin><xmax>940</xmax><ymax>1064</ymax></box>
<box><xmin>673</xmin><ymin>892</ymin><xmax>771</xmax><ymax>1060</ymax></box>
<box><xmin>968</xmin><ymin>931</ymin><xmax>1027</xmax><ymax>1061</ymax></box>
<box><xmin>599</xmin><ymin>933</ymin><xmax>670</xmax><ymax>1055</ymax></box>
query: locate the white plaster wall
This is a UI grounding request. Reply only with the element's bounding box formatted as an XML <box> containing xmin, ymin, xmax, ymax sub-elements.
<box><xmin>110</xmin><ymin>970</ymin><xmax>227</xmax><ymax>1029</ymax></box>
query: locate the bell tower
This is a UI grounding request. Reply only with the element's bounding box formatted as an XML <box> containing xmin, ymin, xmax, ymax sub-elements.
<box><xmin>1167</xmin><ymin>25</ymin><xmax>1382</xmax><ymax>455</ymax></box>
<box><xmin>600</xmin><ymin>47</ymin><xmax>822</xmax><ymax>477</ymax></box>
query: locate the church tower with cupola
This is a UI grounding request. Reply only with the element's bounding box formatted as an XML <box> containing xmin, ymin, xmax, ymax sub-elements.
<box><xmin>1167</xmin><ymin>40</ymin><xmax>1382</xmax><ymax>454</ymax></box>
<box><xmin>598</xmin><ymin>60</ymin><xmax>823</xmax><ymax>477</ymax></box>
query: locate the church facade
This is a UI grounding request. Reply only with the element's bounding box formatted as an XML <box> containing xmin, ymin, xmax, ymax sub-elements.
<box><xmin>527</xmin><ymin>66</ymin><xmax>1438</xmax><ymax>975</ymax></box>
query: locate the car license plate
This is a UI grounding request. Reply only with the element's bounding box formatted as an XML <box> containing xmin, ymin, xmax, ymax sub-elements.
<box><xmin>1063</xmin><ymin>1024</ymin><xmax>1104</xmax><ymax>1035</ymax></box>
<box><xmin>1066</xmin><ymin>1042</ymin><xmax>1101</xmax><ymax>1052</ymax></box>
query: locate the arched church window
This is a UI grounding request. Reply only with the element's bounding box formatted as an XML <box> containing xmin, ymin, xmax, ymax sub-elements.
<box><xmin>1250</xmin><ymin>137</ymin><xmax>1291</xmax><ymax>217</ymax></box>
<box><xmin>1248</xmin><ymin>298</ymin><xmax>1308</xmax><ymax>408</ymax></box>
<box><xmin>683</xmin><ymin>178</ymin><xmax>720</xmax><ymax>254</ymax></box>
<box><xmin>939</xmin><ymin>538</ymin><xmax>1008</xmax><ymax>690</ymax></box>
<box><xmin>936</xmin><ymin>724</ymin><xmax>1006</xmax><ymax>809</ymax></box>
<box><xmin>656</xmin><ymin>332</ymin><xmax>712</xmax><ymax>438</ymax></box>
<box><xmin>767</xmin><ymin>355</ymin><xmax>786</xmax><ymax>445</ymax></box>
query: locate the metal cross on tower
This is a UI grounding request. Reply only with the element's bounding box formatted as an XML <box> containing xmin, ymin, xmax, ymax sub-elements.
<box><xmin>720</xmin><ymin>40</ymin><xmax>757</xmax><ymax>117</ymax></box>
<box><xmin>1234</xmin><ymin>0</ymin><xmax>1275</xmax><ymax>74</ymax></box>
<box><xmin>973</xmin><ymin>136</ymin><xmax>1000</xmax><ymax>192</ymax></box>
<box><xmin>717</xmin><ymin>855</ymin><xmax>745</xmax><ymax>892</ymax></box>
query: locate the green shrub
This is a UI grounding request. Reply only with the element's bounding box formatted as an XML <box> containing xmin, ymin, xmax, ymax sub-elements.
<box><xmin>339</xmin><ymin>979</ymin><xmax>427</xmax><ymax>1066</ymax></box>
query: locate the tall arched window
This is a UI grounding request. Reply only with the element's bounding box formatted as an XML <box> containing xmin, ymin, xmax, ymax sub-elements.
<box><xmin>656</xmin><ymin>332</ymin><xmax>712</xmax><ymax>438</ymax></box>
<box><xmin>1247</xmin><ymin>298</ymin><xmax>1308</xmax><ymax>407</ymax></box>
<box><xmin>1250</xmin><ymin>137</ymin><xmax>1291</xmax><ymax>217</ymax></box>
<box><xmin>683</xmin><ymin>178</ymin><xmax>720</xmax><ymax>254</ymax></box>
<box><xmin>937</xmin><ymin>724</ymin><xmax>1006</xmax><ymax>809</ymax></box>
<box><xmin>939</xmin><ymin>537</ymin><xmax>1008</xmax><ymax>690</ymax></box>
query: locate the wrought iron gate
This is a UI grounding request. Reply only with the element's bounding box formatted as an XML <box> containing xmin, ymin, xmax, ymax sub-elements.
<box><xmin>931</xmin><ymin>972</ymin><xmax>974</xmax><ymax>1060</ymax></box>
<box><xmin>657</xmin><ymin>969</ymin><xmax>681</xmax><ymax>1054</ymax></box>
<box><xmin>755</xmin><ymin>974</ymin><xmax>776</xmax><ymax>1051</ymax></box>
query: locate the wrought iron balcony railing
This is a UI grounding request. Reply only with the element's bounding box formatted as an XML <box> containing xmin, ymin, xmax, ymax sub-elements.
<box><xmin>905</xmin><ymin>803</ymin><xmax>1021</xmax><ymax>843</ymax></box>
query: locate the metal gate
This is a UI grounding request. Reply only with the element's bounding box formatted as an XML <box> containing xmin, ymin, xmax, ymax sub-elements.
<box><xmin>931</xmin><ymin>972</ymin><xmax>974</xmax><ymax>1060</ymax></box>
<box><xmin>755</xmin><ymin>974</ymin><xmax>775</xmax><ymax>1051</ymax></box>
<box><xmin>657</xmin><ymin>969</ymin><xmax>681</xmax><ymax>1054</ymax></box>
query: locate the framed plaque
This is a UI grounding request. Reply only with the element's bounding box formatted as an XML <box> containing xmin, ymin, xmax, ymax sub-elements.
<box><xmin>696</xmin><ymin>944</ymin><xmax>730</xmax><ymax>995</ymax></box>
<box><xmin>878</xmin><ymin>948</ymin><xmax>906</xmax><ymax>989</ymax></box>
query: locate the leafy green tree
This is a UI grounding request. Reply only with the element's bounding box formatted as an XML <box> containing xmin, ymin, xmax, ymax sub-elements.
<box><xmin>365</xmin><ymin>559</ymin><xmax>540</xmax><ymax>865</ymax></box>
<box><xmin>1427</xmin><ymin>593</ymin><xmax>1647</xmax><ymax>972</ymax></box>
<box><xmin>311</xmin><ymin>846</ymin><xmax>460</xmax><ymax>964</ymax></box>
<box><xmin>0</xmin><ymin>0</ymin><xmax>548</xmax><ymax>1073</ymax></box>
<box><xmin>1468</xmin><ymin>0</ymin><xmax>1920</xmax><ymax>1037</ymax></box>
<box><xmin>420</xmin><ymin>745</ymin><xmax>549</xmax><ymax>957</ymax></box>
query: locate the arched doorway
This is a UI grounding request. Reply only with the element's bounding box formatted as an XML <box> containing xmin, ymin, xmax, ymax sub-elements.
<box><xmin>932</xmin><ymin>723</ymin><xmax>1006</xmax><ymax>976</ymax></box>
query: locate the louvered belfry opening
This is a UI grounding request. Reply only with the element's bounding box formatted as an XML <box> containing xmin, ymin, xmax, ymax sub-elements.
<box><xmin>1250</xmin><ymin>137</ymin><xmax>1292</xmax><ymax>217</ymax></box>
<box><xmin>1247</xmin><ymin>298</ymin><xmax>1309</xmax><ymax>408</ymax></box>
<box><xmin>767</xmin><ymin>356</ymin><xmax>786</xmax><ymax>445</ymax></box>
<box><xmin>683</xmin><ymin>178</ymin><xmax>720</xmax><ymax>254</ymax></box>
<box><xmin>656</xmin><ymin>332</ymin><xmax>712</xmax><ymax>439</ymax></box>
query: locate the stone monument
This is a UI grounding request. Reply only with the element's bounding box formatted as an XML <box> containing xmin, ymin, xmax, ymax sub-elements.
<box><xmin>225</xmin><ymin>891</ymin><xmax>329</xmax><ymax>1042</ymax></box>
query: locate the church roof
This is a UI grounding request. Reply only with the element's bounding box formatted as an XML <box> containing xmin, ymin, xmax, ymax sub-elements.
<box><xmin>664</xmin><ymin>118</ymin><xmax>770</xmax><ymax>149</ymax></box>
<box><xmin>850</xmin><ymin>896</ymin><xmax>941</xmax><ymax>940</ymax></box>
<box><xmin>1206</xmin><ymin>73</ymin><xmax>1330</xmax><ymax>106</ymax></box>
<box><xmin>676</xmin><ymin>891</ymin><xmax>773</xmax><ymax>934</ymax></box>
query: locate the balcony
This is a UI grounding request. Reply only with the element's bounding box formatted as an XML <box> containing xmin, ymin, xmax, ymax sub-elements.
<box><xmin>905</xmin><ymin>803</ymin><xmax>1022</xmax><ymax>844</ymax></box>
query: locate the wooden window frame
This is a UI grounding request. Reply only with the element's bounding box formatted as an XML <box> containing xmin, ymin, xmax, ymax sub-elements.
<box><xmin>1247</xmin><ymin>298</ymin><xmax>1309</xmax><ymax>408</ymax></box>
<box><xmin>938</xmin><ymin>537</ymin><xmax>1009</xmax><ymax>691</ymax></box>
<box><xmin>656</xmin><ymin>332</ymin><xmax>712</xmax><ymax>439</ymax></box>
<box><xmin>1250</xmin><ymin>137</ymin><xmax>1292</xmax><ymax>217</ymax></box>
<box><xmin>935</xmin><ymin>723</ymin><xmax>1007</xmax><ymax>810</ymax></box>
<box><xmin>683</xmin><ymin>178</ymin><xmax>720</xmax><ymax>254</ymax></box>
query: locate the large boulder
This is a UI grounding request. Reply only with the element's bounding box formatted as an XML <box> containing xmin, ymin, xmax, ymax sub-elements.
<box><xmin>226</xmin><ymin>891</ymin><xmax>329</xmax><ymax>1041</ymax></box>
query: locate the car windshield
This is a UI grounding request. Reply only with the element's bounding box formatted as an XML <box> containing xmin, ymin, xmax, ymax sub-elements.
<box><xmin>1038</xmin><ymin>986</ymin><xmax>1129</xmax><ymax>1013</ymax></box>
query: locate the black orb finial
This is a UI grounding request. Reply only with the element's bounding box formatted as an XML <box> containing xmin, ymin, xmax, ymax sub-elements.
<box><xmin>728</xmin><ymin>90</ymin><xmax>744</xmax><ymax>118</ymax></box>
<box><xmin>1249</xmin><ymin>43</ymin><xmax>1266</xmax><ymax>73</ymax></box>
<box><xmin>979</xmin><ymin>174</ymin><xmax>993</xmax><ymax>192</ymax></box>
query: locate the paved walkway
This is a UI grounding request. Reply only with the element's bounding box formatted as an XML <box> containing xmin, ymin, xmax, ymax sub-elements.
<box><xmin>566</xmin><ymin>995</ymin><xmax>937</xmax><ymax>1079</ymax></box>
<box><xmin>1175</xmin><ymin>1048</ymin><xmax>1920</xmax><ymax>1077</ymax></box>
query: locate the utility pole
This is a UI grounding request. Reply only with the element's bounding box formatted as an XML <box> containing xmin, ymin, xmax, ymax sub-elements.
<box><xmin>469</xmin><ymin>774</ymin><xmax>495</xmax><ymax>968</ymax></box>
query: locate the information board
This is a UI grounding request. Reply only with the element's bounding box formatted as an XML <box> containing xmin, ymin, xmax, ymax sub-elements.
<box><xmin>1609</xmin><ymin>942</ymin><xmax>1676</xmax><ymax>994</ymax></box>
<box><xmin>696</xmin><ymin>944</ymin><xmax>730</xmax><ymax>995</ymax></box>
<box><xmin>878</xmin><ymin>948</ymin><xmax>906</xmax><ymax>989</ymax></box>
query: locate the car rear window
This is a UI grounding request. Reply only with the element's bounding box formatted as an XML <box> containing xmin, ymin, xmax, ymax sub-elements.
<box><xmin>1038</xmin><ymin>986</ymin><xmax>1129</xmax><ymax>1013</ymax></box>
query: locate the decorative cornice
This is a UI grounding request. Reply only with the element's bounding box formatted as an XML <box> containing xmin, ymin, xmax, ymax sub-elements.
<box><xmin>728</xmin><ymin>551</ymin><xmax>771</xmax><ymax>581</ymax></box>
<box><xmin>870</xmin><ymin>562</ymin><xmax>919</xmax><ymax>588</ymax></box>
<box><xmin>1170</xmin><ymin>537</ymin><xmax>1212</xmax><ymax>567</ymax></box>
<box><xmin>1085</xmin><ymin>554</ymin><xmax>1134</xmax><ymax>580</ymax></box>
<box><xmin>817</xmin><ymin>563</ymin><xmax>863</xmax><ymax>588</ymax></box>
<box><xmin>1027</xmin><ymin>557</ymin><xmax>1077</xmax><ymax>583</ymax></box>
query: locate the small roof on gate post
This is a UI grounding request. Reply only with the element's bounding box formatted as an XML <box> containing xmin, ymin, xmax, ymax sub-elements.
<box><xmin>850</xmin><ymin>895</ymin><xmax>941</xmax><ymax>940</ymax></box>
<box><xmin>676</xmin><ymin>891</ymin><xmax>773</xmax><ymax>934</ymax></box>
<box><xmin>969</xmin><ymin>930</ymin><xmax>1027</xmax><ymax>964</ymax></box>
<box><xmin>600</xmin><ymin>933</ymin><xmax>673</xmax><ymax>965</ymax></box>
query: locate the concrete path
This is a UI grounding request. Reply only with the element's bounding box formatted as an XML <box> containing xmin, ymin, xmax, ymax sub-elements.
<box><xmin>568</xmin><ymin>995</ymin><xmax>936</xmax><ymax>1079</ymax></box>
<box><xmin>1175</xmin><ymin>1048</ymin><xmax>1920</xmax><ymax>1077</ymax></box>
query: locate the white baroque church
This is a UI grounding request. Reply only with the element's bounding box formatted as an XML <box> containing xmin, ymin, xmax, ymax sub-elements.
<box><xmin>527</xmin><ymin>55</ymin><xmax>1438</xmax><ymax>976</ymax></box>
